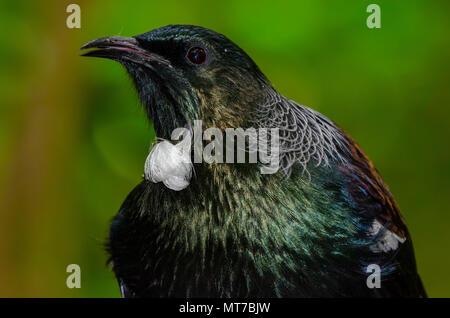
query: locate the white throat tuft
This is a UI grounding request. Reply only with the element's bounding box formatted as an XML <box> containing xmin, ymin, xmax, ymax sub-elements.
<box><xmin>144</xmin><ymin>131</ymin><xmax>193</xmax><ymax>191</ymax></box>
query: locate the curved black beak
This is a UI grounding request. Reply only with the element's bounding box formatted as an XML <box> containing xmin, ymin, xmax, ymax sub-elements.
<box><xmin>80</xmin><ymin>36</ymin><xmax>170</xmax><ymax>69</ymax></box>
<box><xmin>80</xmin><ymin>36</ymin><xmax>144</xmax><ymax>59</ymax></box>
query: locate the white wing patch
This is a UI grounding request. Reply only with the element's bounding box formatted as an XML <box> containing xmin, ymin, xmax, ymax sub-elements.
<box><xmin>144</xmin><ymin>130</ymin><xmax>193</xmax><ymax>191</ymax></box>
<box><xmin>369</xmin><ymin>220</ymin><xmax>407</xmax><ymax>253</ymax></box>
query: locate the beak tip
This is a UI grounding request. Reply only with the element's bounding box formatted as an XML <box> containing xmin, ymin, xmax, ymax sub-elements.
<box><xmin>79</xmin><ymin>39</ymin><xmax>99</xmax><ymax>51</ymax></box>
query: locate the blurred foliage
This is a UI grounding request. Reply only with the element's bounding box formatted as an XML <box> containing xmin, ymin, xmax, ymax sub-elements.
<box><xmin>0</xmin><ymin>0</ymin><xmax>449</xmax><ymax>297</ymax></box>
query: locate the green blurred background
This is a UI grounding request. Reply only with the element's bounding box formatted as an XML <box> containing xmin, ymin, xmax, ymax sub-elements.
<box><xmin>0</xmin><ymin>0</ymin><xmax>449</xmax><ymax>297</ymax></box>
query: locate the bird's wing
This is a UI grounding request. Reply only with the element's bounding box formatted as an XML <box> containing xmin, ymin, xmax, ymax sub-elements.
<box><xmin>343</xmin><ymin>138</ymin><xmax>408</xmax><ymax>238</ymax></box>
<box><xmin>340</xmin><ymin>133</ymin><xmax>426</xmax><ymax>297</ymax></box>
<box><xmin>118</xmin><ymin>278</ymin><xmax>133</xmax><ymax>298</ymax></box>
<box><xmin>263</xmin><ymin>95</ymin><xmax>426</xmax><ymax>296</ymax></box>
<box><xmin>107</xmin><ymin>181</ymin><xmax>152</xmax><ymax>298</ymax></box>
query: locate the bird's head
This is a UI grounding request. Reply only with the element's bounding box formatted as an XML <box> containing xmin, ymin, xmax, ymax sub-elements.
<box><xmin>81</xmin><ymin>25</ymin><xmax>270</xmax><ymax>138</ymax></box>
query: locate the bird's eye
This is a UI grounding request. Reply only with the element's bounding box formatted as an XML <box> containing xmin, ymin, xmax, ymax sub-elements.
<box><xmin>187</xmin><ymin>47</ymin><xmax>207</xmax><ymax>65</ymax></box>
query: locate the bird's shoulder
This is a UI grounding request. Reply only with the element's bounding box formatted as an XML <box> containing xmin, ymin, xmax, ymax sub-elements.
<box><xmin>259</xmin><ymin>92</ymin><xmax>407</xmax><ymax>239</ymax></box>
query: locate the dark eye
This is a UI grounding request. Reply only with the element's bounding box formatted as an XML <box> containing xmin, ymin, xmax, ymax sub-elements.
<box><xmin>187</xmin><ymin>47</ymin><xmax>207</xmax><ymax>65</ymax></box>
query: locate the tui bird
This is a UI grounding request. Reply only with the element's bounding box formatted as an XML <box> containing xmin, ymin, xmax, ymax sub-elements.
<box><xmin>81</xmin><ymin>25</ymin><xmax>426</xmax><ymax>297</ymax></box>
